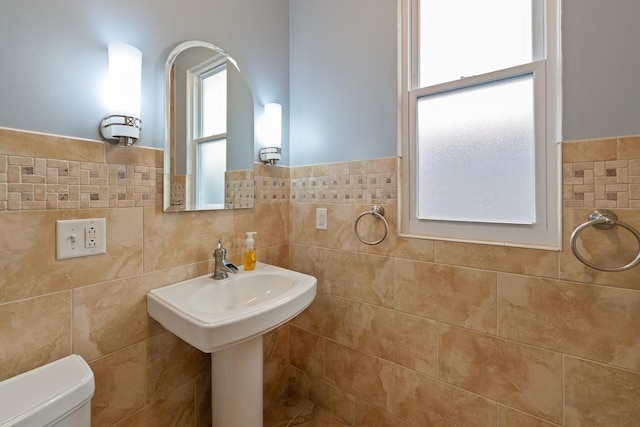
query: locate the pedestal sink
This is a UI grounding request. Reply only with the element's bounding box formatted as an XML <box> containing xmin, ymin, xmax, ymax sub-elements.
<box><xmin>147</xmin><ymin>262</ymin><xmax>316</xmax><ymax>426</ymax></box>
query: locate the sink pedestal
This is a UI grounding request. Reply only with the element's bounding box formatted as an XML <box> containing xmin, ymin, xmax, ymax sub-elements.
<box><xmin>211</xmin><ymin>335</ymin><xmax>263</xmax><ymax>426</ymax></box>
<box><xmin>147</xmin><ymin>264</ymin><xmax>317</xmax><ymax>425</ymax></box>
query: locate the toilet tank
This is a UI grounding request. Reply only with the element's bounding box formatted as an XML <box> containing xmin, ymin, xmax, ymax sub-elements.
<box><xmin>0</xmin><ymin>354</ymin><xmax>95</xmax><ymax>427</ymax></box>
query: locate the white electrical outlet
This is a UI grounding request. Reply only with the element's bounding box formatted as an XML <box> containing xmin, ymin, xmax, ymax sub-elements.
<box><xmin>56</xmin><ymin>218</ymin><xmax>106</xmax><ymax>260</ymax></box>
<box><xmin>316</xmin><ymin>208</ymin><xmax>328</xmax><ymax>230</ymax></box>
<box><xmin>85</xmin><ymin>225</ymin><xmax>98</xmax><ymax>247</ymax></box>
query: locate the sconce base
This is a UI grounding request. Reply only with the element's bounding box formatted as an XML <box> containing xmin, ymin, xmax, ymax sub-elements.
<box><xmin>259</xmin><ymin>147</ymin><xmax>282</xmax><ymax>166</ymax></box>
<box><xmin>100</xmin><ymin>115</ymin><xmax>141</xmax><ymax>147</ymax></box>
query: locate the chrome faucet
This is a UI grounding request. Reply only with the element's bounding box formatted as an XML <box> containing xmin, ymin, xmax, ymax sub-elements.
<box><xmin>211</xmin><ymin>239</ymin><xmax>238</xmax><ymax>280</ymax></box>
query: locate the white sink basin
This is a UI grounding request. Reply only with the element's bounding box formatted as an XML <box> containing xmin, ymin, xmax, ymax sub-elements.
<box><xmin>189</xmin><ymin>273</ymin><xmax>297</xmax><ymax>313</ymax></box>
<box><xmin>147</xmin><ymin>262</ymin><xmax>317</xmax><ymax>353</ymax></box>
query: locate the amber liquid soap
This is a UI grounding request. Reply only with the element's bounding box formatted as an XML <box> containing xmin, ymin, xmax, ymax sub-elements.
<box><xmin>243</xmin><ymin>232</ymin><xmax>257</xmax><ymax>271</ymax></box>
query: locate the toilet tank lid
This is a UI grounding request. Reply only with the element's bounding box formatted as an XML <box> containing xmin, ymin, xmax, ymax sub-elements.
<box><xmin>0</xmin><ymin>354</ymin><xmax>95</xmax><ymax>426</ymax></box>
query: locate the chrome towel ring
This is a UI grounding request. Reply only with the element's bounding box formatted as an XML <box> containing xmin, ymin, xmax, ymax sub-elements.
<box><xmin>570</xmin><ymin>209</ymin><xmax>640</xmax><ymax>272</ymax></box>
<box><xmin>354</xmin><ymin>205</ymin><xmax>389</xmax><ymax>245</ymax></box>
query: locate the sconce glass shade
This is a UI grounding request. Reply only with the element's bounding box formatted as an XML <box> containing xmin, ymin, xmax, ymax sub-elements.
<box><xmin>100</xmin><ymin>43</ymin><xmax>142</xmax><ymax>146</ymax></box>
<box><xmin>258</xmin><ymin>103</ymin><xmax>282</xmax><ymax>165</ymax></box>
<box><xmin>262</xmin><ymin>103</ymin><xmax>282</xmax><ymax>147</ymax></box>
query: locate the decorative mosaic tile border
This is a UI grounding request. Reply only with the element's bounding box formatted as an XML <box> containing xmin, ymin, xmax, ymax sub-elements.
<box><xmin>4</xmin><ymin>139</ymin><xmax>636</xmax><ymax>212</ymax></box>
<box><xmin>563</xmin><ymin>159</ymin><xmax>640</xmax><ymax>208</ymax></box>
<box><xmin>291</xmin><ymin>172</ymin><xmax>396</xmax><ymax>204</ymax></box>
<box><xmin>168</xmin><ymin>178</ymin><xmax>186</xmax><ymax>208</ymax></box>
<box><xmin>165</xmin><ymin>173</ymin><xmax>256</xmax><ymax>210</ymax></box>
<box><xmin>256</xmin><ymin>175</ymin><xmax>290</xmax><ymax>203</ymax></box>
<box><xmin>0</xmin><ymin>154</ymin><xmax>162</xmax><ymax>211</ymax></box>
<box><xmin>225</xmin><ymin>170</ymin><xmax>255</xmax><ymax>208</ymax></box>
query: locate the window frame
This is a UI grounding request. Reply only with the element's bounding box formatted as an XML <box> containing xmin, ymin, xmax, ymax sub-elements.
<box><xmin>399</xmin><ymin>0</ymin><xmax>562</xmax><ymax>250</ymax></box>
<box><xmin>185</xmin><ymin>58</ymin><xmax>228</xmax><ymax>209</ymax></box>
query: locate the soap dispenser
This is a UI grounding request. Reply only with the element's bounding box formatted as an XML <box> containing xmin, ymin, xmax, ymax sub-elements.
<box><xmin>243</xmin><ymin>232</ymin><xmax>257</xmax><ymax>271</ymax></box>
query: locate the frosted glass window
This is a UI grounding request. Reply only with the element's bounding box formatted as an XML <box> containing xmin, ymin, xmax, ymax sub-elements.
<box><xmin>401</xmin><ymin>0</ymin><xmax>560</xmax><ymax>248</ymax></box>
<box><xmin>201</xmin><ymin>68</ymin><xmax>227</xmax><ymax>138</ymax></box>
<box><xmin>197</xmin><ymin>139</ymin><xmax>226</xmax><ymax>209</ymax></box>
<box><xmin>416</xmin><ymin>74</ymin><xmax>535</xmax><ymax>224</ymax></box>
<box><xmin>419</xmin><ymin>0</ymin><xmax>534</xmax><ymax>86</ymax></box>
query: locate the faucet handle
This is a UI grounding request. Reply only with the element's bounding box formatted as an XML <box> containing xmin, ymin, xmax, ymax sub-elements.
<box><xmin>214</xmin><ymin>239</ymin><xmax>226</xmax><ymax>260</ymax></box>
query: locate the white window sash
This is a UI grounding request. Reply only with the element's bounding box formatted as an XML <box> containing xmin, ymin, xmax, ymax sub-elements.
<box><xmin>398</xmin><ymin>0</ymin><xmax>562</xmax><ymax>250</ymax></box>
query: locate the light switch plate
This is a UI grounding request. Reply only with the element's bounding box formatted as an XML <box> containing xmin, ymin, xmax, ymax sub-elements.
<box><xmin>56</xmin><ymin>218</ymin><xmax>106</xmax><ymax>260</ymax></box>
<box><xmin>316</xmin><ymin>208</ymin><xmax>328</xmax><ymax>230</ymax></box>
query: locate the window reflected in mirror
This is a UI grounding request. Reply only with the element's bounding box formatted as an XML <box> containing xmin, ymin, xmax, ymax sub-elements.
<box><xmin>163</xmin><ymin>40</ymin><xmax>254</xmax><ymax>212</ymax></box>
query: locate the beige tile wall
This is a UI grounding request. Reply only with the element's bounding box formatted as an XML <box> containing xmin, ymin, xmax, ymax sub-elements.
<box><xmin>288</xmin><ymin>136</ymin><xmax>640</xmax><ymax>426</ymax></box>
<box><xmin>0</xmin><ymin>127</ymin><xmax>290</xmax><ymax>426</ymax></box>
<box><xmin>1</xmin><ymin>127</ymin><xmax>639</xmax><ymax>427</ymax></box>
<box><xmin>224</xmin><ymin>169</ymin><xmax>255</xmax><ymax>209</ymax></box>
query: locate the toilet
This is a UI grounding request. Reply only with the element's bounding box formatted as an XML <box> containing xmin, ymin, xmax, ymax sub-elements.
<box><xmin>0</xmin><ymin>354</ymin><xmax>95</xmax><ymax>426</ymax></box>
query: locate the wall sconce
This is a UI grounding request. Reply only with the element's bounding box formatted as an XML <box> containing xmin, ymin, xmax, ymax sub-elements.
<box><xmin>258</xmin><ymin>103</ymin><xmax>282</xmax><ymax>166</ymax></box>
<box><xmin>100</xmin><ymin>43</ymin><xmax>142</xmax><ymax>146</ymax></box>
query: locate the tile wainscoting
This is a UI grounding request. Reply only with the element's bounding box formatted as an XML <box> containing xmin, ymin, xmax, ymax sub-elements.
<box><xmin>0</xmin><ymin>127</ymin><xmax>290</xmax><ymax>426</ymax></box>
<box><xmin>1</xmin><ymin>127</ymin><xmax>639</xmax><ymax>426</ymax></box>
<box><xmin>287</xmin><ymin>136</ymin><xmax>640</xmax><ymax>426</ymax></box>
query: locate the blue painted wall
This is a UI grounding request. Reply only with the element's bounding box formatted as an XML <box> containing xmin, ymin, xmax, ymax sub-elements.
<box><xmin>1</xmin><ymin>0</ymin><xmax>639</xmax><ymax>166</ymax></box>
<box><xmin>0</xmin><ymin>0</ymin><xmax>290</xmax><ymax>161</ymax></box>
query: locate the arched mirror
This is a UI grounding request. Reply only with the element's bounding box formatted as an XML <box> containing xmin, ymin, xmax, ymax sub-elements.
<box><xmin>163</xmin><ymin>41</ymin><xmax>255</xmax><ymax>212</ymax></box>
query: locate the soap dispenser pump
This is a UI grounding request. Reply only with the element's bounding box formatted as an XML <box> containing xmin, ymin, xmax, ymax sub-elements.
<box><xmin>243</xmin><ymin>232</ymin><xmax>257</xmax><ymax>271</ymax></box>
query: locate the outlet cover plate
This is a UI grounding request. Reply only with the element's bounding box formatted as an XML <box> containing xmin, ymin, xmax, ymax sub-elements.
<box><xmin>56</xmin><ymin>218</ymin><xmax>106</xmax><ymax>260</ymax></box>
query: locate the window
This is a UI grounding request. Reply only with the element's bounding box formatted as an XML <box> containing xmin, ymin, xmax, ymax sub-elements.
<box><xmin>400</xmin><ymin>0</ymin><xmax>561</xmax><ymax>249</ymax></box>
<box><xmin>187</xmin><ymin>59</ymin><xmax>228</xmax><ymax>209</ymax></box>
